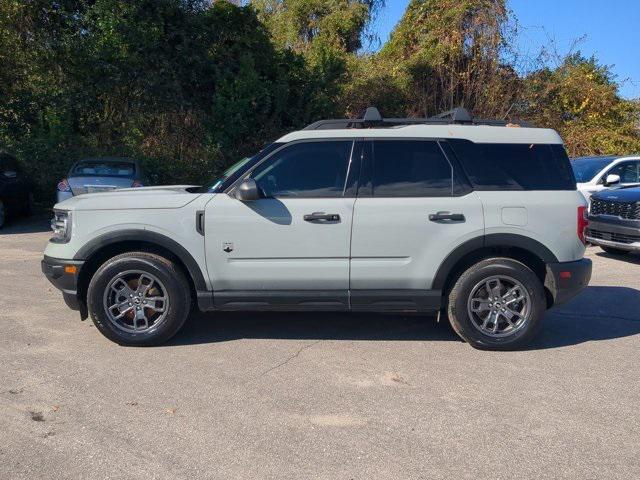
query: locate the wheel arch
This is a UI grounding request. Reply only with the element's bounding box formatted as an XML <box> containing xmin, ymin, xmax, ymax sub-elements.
<box><xmin>74</xmin><ymin>230</ymin><xmax>207</xmax><ymax>306</ymax></box>
<box><xmin>432</xmin><ymin>234</ymin><xmax>558</xmax><ymax>307</ymax></box>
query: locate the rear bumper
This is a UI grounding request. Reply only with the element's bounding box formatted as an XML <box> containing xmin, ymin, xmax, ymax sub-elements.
<box><xmin>41</xmin><ymin>256</ymin><xmax>85</xmax><ymax>312</ymax></box>
<box><xmin>586</xmin><ymin>216</ymin><xmax>640</xmax><ymax>252</ymax></box>
<box><xmin>545</xmin><ymin>258</ymin><xmax>592</xmax><ymax>306</ymax></box>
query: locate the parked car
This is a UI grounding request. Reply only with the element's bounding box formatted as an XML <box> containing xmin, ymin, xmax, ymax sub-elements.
<box><xmin>586</xmin><ymin>185</ymin><xmax>640</xmax><ymax>255</ymax></box>
<box><xmin>57</xmin><ymin>157</ymin><xmax>146</xmax><ymax>203</ymax></box>
<box><xmin>0</xmin><ymin>151</ymin><xmax>34</xmax><ymax>228</ymax></box>
<box><xmin>42</xmin><ymin>107</ymin><xmax>592</xmax><ymax>350</ymax></box>
<box><xmin>571</xmin><ymin>155</ymin><xmax>640</xmax><ymax>201</ymax></box>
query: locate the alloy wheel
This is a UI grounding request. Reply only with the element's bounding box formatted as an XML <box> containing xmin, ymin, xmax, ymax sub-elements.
<box><xmin>466</xmin><ymin>275</ymin><xmax>531</xmax><ymax>338</ymax></box>
<box><xmin>103</xmin><ymin>270</ymin><xmax>169</xmax><ymax>333</ymax></box>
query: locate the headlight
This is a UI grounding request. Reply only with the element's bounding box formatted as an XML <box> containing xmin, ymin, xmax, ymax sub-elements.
<box><xmin>51</xmin><ymin>210</ymin><xmax>72</xmax><ymax>243</ymax></box>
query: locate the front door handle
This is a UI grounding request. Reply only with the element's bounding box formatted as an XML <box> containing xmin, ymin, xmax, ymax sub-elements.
<box><xmin>304</xmin><ymin>212</ymin><xmax>340</xmax><ymax>222</ymax></box>
<box><xmin>429</xmin><ymin>212</ymin><xmax>465</xmax><ymax>222</ymax></box>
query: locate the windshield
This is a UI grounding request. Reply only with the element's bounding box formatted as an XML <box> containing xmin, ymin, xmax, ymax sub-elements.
<box><xmin>72</xmin><ymin>160</ymin><xmax>135</xmax><ymax>178</ymax></box>
<box><xmin>205</xmin><ymin>157</ymin><xmax>254</xmax><ymax>192</ymax></box>
<box><xmin>200</xmin><ymin>143</ymin><xmax>281</xmax><ymax>193</ymax></box>
<box><xmin>571</xmin><ymin>157</ymin><xmax>614</xmax><ymax>183</ymax></box>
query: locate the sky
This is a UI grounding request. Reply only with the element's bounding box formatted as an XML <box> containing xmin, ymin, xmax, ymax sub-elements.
<box><xmin>372</xmin><ymin>0</ymin><xmax>640</xmax><ymax>99</ymax></box>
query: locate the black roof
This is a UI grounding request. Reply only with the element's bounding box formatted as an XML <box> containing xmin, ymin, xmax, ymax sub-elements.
<box><xmin>303</xmin><ymin>106</ymin><xmax>528</xmax><ymax>130</ymax></box>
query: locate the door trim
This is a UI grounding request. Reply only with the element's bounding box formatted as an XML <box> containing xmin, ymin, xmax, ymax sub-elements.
<box><xmin>350</xmin><ymin>289</ymin><xmax>441</xmax><ymax>312</ymax></box>
<box><xmin>196</xmin><ymin>289</ymin><xmax>442</xmax><ymax>312</ymax></box>
<box><xmin>206</xmin><ymin>290</ymin><xmax>348</xmax><ymax>311</ymax></box>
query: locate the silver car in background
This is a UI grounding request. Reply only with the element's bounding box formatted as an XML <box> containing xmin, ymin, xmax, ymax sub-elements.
<box><xmin>57</xmin><ymin>157</ymin><xmax>146</xmax><ymax>203</ymax></box>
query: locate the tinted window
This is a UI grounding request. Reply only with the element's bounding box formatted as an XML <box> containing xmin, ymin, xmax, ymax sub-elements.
<box><xmin>606</xmin><ymin>161</ymin><xmax>640</xmax><ymax>184</ymax></box>
<box><xmin>200</xmin><ymin>143</ymin><xmax>281</xmax><ymax>193</ymax></box>
<box><xmin>369</xmin><ymin>140</ymin><xmax>458</xmax><ymax>197</ymax></box>
<box><xmin>571</xmin><ymin>157</ymin><xmax>614</xmax><ymax>183</ymax></box>
<box><xmin>250</xmin><ymin>141</ymin><xmax>352</xmax><ymax>198</ymax></box>
<box><xmin>72</xmin><ymin>161</ymin><xmax>135</xmax><ymax>177</ymax></box>
<box><xmin>448</xmin><ymin>140</ymin><xmax>576</xmax><ymax>190</ymax></box>
<box><xmin>0</xmin><ymin>153</ymin><xmax>18</xmax><ymax>172</ymax></box>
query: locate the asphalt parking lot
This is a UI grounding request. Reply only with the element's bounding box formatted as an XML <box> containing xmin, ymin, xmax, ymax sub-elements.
<box><xmin>1</xmin><ymin>216</ymin><xmax>639</xmax><ymax>480</ymax></box>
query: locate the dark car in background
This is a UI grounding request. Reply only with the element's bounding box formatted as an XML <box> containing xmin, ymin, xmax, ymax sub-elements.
<box><xmin>0</xmin><ymin>151</ymin><xmax>34</xmax><ymax>228</ymax></box>
<box><xmin>56</xmin><ymin>157</ymin><xmax>146</xmax><ymax>203</ymax></box>
<box><xmin>586</xmin><ymin>186</ymin><xmax>640</xmax><ymax>255</ymax></box>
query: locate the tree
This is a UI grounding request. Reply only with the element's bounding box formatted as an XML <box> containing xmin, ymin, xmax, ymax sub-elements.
<box><xmin>251</xmin><ymin>0</ymin><xmax>384</xmax><ymax>54</ymax></box>
<box><xmin>0</xmin><ymin>0</ymin><xmax>331</xmax><ymax>193</ymax></box>
<box><xmin>523</xmin><ymin>54</ymin><xmax>640</xmax><ymax>156</ymax></box>
<box><xmin>374</xmin><ymin>0</ymin><xmax>520</xmax><ymax>118</ymax></box>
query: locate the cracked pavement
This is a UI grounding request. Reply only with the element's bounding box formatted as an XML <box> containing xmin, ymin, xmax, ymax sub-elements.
<box><xmin>1</xmin><ymin>217</ymin><xmax>639</xmax><ymax>479</ymax></box>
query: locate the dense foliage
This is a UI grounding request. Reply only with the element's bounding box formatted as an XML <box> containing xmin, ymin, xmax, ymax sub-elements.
<box><xmin>1</xmin><ymin>0</ymin><xmax>638</xmax><ymax>200</ymax></box>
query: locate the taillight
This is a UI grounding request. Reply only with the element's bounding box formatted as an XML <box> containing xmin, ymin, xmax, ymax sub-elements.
<box><xmin>131</xmin><ymin>180</ymin><xmax>143</xmax><ymax>188</ymax></box>
<box><xmin>57</xmin><ymin>179</ymin><xmax>71</xmax><ymax>192</ymax></box>
<box><xmin>577</xmin><ymin>205</ymin><xmax>588</xmax><ymax>244</ymax></box>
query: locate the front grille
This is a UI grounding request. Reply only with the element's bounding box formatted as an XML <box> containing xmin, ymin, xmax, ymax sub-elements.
<box><xmin>587</xmin><ymin>229</ymin><xmax>640</xmax><ymax>245</ymax></box>
<box><xmin>590</xmin><ymin>197</ymin><xmax>640</xmax><ymax>219</ymax></box>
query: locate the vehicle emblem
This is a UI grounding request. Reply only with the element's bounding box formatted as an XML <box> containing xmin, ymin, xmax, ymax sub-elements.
<box><xmin>223</xmin><ymin>242</ymin><xmax>234</xmax><ymax>253</ymax></box>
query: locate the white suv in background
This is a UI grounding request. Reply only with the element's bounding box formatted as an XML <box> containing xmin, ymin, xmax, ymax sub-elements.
<box><xmin>42</xmin><ymin>108</ymin><xmax>592</xmax><ymax>350</ymax></box>
<box><xmin>571</xmin><ymin>155</ymin><xmax>640</xmax><ymax>200</ymax></box>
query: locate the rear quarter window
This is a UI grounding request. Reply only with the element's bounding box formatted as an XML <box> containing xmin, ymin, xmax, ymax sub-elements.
<box><xmin>448</xmin><ymin>139</ymin><xmax>576</xmax><ymax>191</ymax></box>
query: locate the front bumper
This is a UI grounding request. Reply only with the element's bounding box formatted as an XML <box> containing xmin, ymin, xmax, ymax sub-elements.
<box><xmin>41</xmin><ymin>256</ymin><xmax>85</xmax><ymax>312</ymax></box>
<box><xmin>544</xmin><ymin>258</ymin><xmax>592</xmax><ymax>306</ymax></box>
<box><xmin>586</xmin><ymin>215</ymin><xmax>640</xmax><ymax>252</ymax></box>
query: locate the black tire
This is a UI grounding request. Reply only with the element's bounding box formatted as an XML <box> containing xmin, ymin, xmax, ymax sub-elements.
<box><xmin>23</xmin><ymin>192</ymin><xmax>34</xmax><ymax>216</ymax></box>
<box><xmin>446</xmin><ymin>257</ymin><xmax>546</xmax><ymax>350</ymax></box>
<box><xmin>0</xmin><ymin>198</ymin><xmax>5</xmax><ymax>229</ymax></box>
<box><xmin>87</xmin><ymin>252</ymin><xmax>191</xmax><ymax>346</ymax></box>
<box><xmin>600</xmin><ymin>246</ymin><xmax>630</xmax><ymax>256</ymax></box>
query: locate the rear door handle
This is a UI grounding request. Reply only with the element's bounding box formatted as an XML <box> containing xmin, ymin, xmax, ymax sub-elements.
<box><xmin>429</xmin><ymin>212</ymin><xmax>465</xmax><ymax>222</ymax></box>
<box><xmin>304</xmin><ymin>212</ymin><xmax>340</xmax><ymax>222</ymax></box>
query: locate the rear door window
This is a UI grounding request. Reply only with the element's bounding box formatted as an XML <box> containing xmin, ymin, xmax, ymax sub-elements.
<box><xmin>447</xmin><ymin>140</ymin><xmax>576</xmax><ymax>191</ymax></box>
<box><xmin>362</xmin><ymin>140</ymin><xmax>469</xmax><ymax>197</ymax></box>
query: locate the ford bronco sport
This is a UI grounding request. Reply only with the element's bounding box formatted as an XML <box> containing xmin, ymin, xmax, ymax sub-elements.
<box><xmin>42</xmin><ymin>107</ymin><xmax>592</xmax><ymax>349</ymax></box>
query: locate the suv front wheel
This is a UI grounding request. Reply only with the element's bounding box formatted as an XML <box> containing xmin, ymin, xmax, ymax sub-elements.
<box><xmin>87</xmin><ymin>252</ymin><xmax>191</xmax><ymax>346</ymax></box>
<box><xmin>447</xmin><ymin>258</ymin><xmax>546</xmax><ymax>350</ymax></box>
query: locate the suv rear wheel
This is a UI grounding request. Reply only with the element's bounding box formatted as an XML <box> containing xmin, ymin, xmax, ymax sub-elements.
<box><xmin>447</xmin><ymin>258</ymin><xmax>546</xmax><ymax>350</ymax></box>
<box><xmin>87</xmin><ymin>252</ymin><xmax>191</xmax><ymax>346</ymax></box>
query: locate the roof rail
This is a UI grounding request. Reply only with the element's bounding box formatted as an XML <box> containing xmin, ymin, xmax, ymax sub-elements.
<box><xmin>303</xmin><ymin>106</ymin><xmax>523</xmax><ymax>130</ymax></box>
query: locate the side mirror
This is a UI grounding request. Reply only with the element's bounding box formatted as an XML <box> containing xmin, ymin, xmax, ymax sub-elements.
<box><xmin>604</xmin><ymin>174</ymin><xmax>621</xmax><ymax>187</ymax></box>
<box><xmin>3</xmin><ymin>170</ymin><xmax>17</xmax><ymax>179</ymax></box>
<box><xmin>235</xmin><ymin>178</ymin><xmax>261</xmax><ymax>201</ymax></box>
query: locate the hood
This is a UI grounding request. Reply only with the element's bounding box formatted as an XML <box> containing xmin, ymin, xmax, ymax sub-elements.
<box><xmin>55</xmin><ymin>185</ymin><xmax>204</xmax><ymax>211</ymax></box>
<box><xmin>592</xmin><ymin>186</ymin><xmax>640</xmax><ymax>203</ymax></box>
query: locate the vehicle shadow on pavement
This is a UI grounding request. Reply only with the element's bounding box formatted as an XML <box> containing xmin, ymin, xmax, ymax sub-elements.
<box><xmin>169</xmin><ymin>311</ymin><xmax>460</xmax><ymax>346</ymax></box>
<box><xmin>169</xmin><ymin>286</ymin><xmax>640</xmax><ymax>349</ymax></box>
<box><xmin>0</xmin><ymin>215</ymin><xmax>50</xmax><ymax>235</ymax></box>
<box><xmin>527</xmin><ymin>286</ymin><xmax>640</xmax><ymax>350</ymax></box>
<box><xmin>595</xmin><ymin>251</ymin><xmax>640</xmax><ymax>265</ymax></box>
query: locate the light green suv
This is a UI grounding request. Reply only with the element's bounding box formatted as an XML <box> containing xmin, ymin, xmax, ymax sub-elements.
<box><xmin>43</xmin><ymin>108</ymin><xmax>592</xmax><ymax>349</ymax></box>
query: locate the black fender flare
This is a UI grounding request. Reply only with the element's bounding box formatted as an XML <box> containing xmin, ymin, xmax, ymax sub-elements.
<box><xmin>431</xmin><ymin>233</ymin><xmax>559</xmax><ymax>290</ymax></box>
<box><xmin>73</xmin><ymin>229</ymin><xmax>208</xmax><ymax>291</ymax></box>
